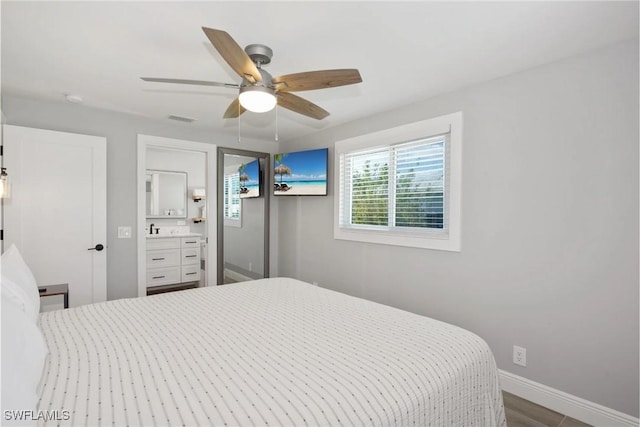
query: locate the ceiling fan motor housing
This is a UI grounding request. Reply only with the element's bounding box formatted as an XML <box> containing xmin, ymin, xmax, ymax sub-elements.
<box><xmin>240</xmin><ymin>47</ymin><xmax>276</xmax><ymax>113</ymax></box>
<box><xmin>250</xmin><ymin>68</ymin><xmax>273</xmax><ymax>88</ymax></box>
<box><xmin>245</xmin><ymin>44</ymin><xmax>273</xmax><ymax>66</ymax></box>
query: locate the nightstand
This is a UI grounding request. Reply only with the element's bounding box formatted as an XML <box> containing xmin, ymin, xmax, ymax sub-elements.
<box><xmin>38</xmin><ymin>283</ymin><xmax>69</xmax><ymax>309</ymax></box>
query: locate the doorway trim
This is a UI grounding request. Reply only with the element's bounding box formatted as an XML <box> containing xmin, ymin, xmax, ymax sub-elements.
<box><xmin>137</xmin><ymin>135</ymin><xmax>217</xmax><ymax>297</ymax></box>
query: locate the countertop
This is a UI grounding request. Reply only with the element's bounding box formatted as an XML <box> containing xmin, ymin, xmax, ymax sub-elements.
<box><xmin>146</xmin><ymin>233</ymin><xmax>203</xmax><ymax>239</ymax></box>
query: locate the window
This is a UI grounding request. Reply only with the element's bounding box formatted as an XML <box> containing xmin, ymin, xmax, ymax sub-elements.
<box><xmin>334</xmin><ymin>112</ymin><xmax>462</xmax><ymax>251</ymax></box>
<box><xmin>223</xmin><ymin>172</ymin><xmax>241</xmax><ymax>226</ymax></box>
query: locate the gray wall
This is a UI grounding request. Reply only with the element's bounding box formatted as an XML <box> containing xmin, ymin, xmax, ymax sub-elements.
<box><xmin>277</xmin><ymin>40</ymin><xmax>639</xmax><ymax>416</ymax></box>
<box><xmin>1</xmin><ymin>96</ymin><xmax>279</xmax><ymax>300</ymax></box>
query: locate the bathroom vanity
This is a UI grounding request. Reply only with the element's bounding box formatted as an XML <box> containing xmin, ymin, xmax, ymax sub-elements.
<box><xmin>146</xmin><ymin>233</ymin><xmax>202</xmax><ymax>295</ymax></box>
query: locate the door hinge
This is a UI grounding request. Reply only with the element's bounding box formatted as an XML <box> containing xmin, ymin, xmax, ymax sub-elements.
<box><xmin>1</xmin><ymin>229</ymin><xmax>3</xmax><ymax>241</ymax></box>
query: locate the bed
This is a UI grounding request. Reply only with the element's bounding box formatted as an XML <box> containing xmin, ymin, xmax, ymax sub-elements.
<box><xmin>31</xmin><ymin>277</ymin><xmax>506</xmax><ymax>426</ymax></box>
<box><xmin>2</xmin><ymin>244</ymin><xmax>505</xmax><ymax>426</ymax></box>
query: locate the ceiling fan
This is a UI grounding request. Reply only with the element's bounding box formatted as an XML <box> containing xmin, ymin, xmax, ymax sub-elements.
<box><xmin>141</xmin><ymin>27</ymin><xmax>363</xmax><ymax>120</ymax></box>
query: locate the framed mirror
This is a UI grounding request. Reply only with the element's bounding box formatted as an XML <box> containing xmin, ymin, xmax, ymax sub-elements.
<box><xmin>217</xmin><ymin>148</ymin><xmax>270</xmax><ymax>284</ymax></box>
<box><xmin>146</xmin><ymin>170</ymin><xmax>188</xmax><ymax>218</ymax></box>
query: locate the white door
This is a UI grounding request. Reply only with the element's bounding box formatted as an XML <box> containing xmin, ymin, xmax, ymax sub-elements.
<box><xmin>3</xmin><ymin>125</ymin><xmax>107</xmax><ymax>308</ymax></box>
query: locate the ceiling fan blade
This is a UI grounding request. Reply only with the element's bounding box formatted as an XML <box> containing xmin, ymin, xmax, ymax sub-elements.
<box><xmin>202</xmin><ymin>27</ymin><xmax>262</xmax><ymax>84</ymax></box>
<box><xmin>141</xmin><ymin>77</ymin><xmax>239</xmax><ymax>88</ymax></box>
<box><xmin>277</xmin><ymin>92</ymin><xmax>329</xmax><ymax>120</ymax></box>
<box><xmin>223</xmin><ymin>97</ymin><xmax>247</xmax><ymax>119</ymax></box>
<box><xmin>272</xmin><ymin>69</ymin><xmax>362</xmax><ymax>92</ymax></box>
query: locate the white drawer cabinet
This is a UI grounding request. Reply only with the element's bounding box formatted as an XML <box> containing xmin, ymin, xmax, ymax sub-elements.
<box><xmin>182</xmin><ymin>248</ymin><xmax>200</xmax><ymax>265</ymax></box>
<box><xmin>146</xmin><ymin>266</ymin><xmax>181</xmax><ymax>287</ymax></box>
<box><xmin>181</xmin><ymin>264</ymin><xmax>200</xmax><ymax>282</ymax></box>
<box><xmin>181</xmin><ymin>238</ymin><xmax>200</xmax><ymax>248</ymax></box>
<box><xmin>147</xmin><ymin>237</ymin><xmax>181</xmax><ymax>250</ymax></box>
<box><xmin>146</xmin><ymin>248</ymin><xmax>181</xmax><ymax>268</ymax></box>
<box><xmin>146</xmin><ymin>236</ymin><xmax>201</xmax><ymax>288</ymax></box>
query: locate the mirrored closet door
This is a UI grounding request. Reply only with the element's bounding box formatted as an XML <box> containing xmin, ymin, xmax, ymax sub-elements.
<box><xmin>217</xmin><ymin>147</ymin><xmax>270</xmax><ymax>284</ymax></box>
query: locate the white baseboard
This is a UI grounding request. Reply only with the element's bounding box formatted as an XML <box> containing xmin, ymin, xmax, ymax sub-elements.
<box><xmin>499</xmin><ymin>370</ymin><xmax>639</xmax><ymax>427</ymax></box>
<box><xmin>224</xmin><ymin>268</ymin><xmax>253</xmax><ymax>283</ymax></box>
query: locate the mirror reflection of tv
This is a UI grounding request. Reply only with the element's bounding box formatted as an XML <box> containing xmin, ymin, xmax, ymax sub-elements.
<box><xmin>239</xmin><ymin>159</ymin><xmax>261</xmax><ymax>199</ymax></box>
<box><xmin>274</xmin><ymin>148</ymin><xmax>328</xmax><ymax>196</ymax></box>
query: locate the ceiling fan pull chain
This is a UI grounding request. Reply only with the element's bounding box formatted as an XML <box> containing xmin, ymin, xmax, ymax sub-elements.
<box><xmin>275</xmin><ymin>104</ymin><xmax>279</xmax><ymax>142</ymax></box>
<box><xmin>237</xmin><ymin>101</ymin><xmax>241</xmax><ymax>143</ymax></box>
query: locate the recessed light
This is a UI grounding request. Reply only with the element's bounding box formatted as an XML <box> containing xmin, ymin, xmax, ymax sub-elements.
<box><xmin>65</xmin><ymin>94</ymin><xmax>83</xmax><ymax>104</ymax></box>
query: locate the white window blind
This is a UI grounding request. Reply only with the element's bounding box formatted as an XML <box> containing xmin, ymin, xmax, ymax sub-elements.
<box><xmin>334</xmin><ymin>111</ymin><xmax>462</xmax><ymax>251</ymax></box>
<box><xmin>223</xmin><ymin>173</ymin><xmax>240</xmax><ymax>221</ymax></box>
<box><xmin>339</xmin><ymin>134</ymin><xmax>448</xmax><ymax>234</ymax></box>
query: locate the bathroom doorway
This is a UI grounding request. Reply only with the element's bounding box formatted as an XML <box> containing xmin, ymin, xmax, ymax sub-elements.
<box><xmin>136</xmin><ymin>135</ymin><xmax>217</xmax><ymax>297</ymax></box>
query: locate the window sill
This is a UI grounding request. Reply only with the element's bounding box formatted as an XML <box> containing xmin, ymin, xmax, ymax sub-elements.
<box><xmin>334</xmin><ymin>226</ymin><xmax>460</xmax><ymax>252</ymax></box>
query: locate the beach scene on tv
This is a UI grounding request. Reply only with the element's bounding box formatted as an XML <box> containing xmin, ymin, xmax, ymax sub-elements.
<box><xmin>274</xmin><ymin>148</ymin><xmax>328</xmax><ymax>196</ymax></box>
<box><xmin>238</xmin><ymin>159</ymin><xmax>260</xmax><ymax>198</ymax></box>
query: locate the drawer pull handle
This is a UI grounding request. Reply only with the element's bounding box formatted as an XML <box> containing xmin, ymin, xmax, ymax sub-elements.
<box><xmin>152</xmin><ymin>275</ymin><xmax>165</xmax><ymax>279</ymax></box>
<box><xmin>185</xmin><ymin>255</ymin><xmax>197</xmax><ymax>258</ymax></box>
<box><xmin>151</xmin><ymin>257</ymin><xmax>165</xmax><ymax>261</ymax></box>
<box><xmin>185</xmin><ymin>241</ymin><xmax>197</xmax><ymax>244</ymax></box>
<box><xmin>186</xmin><ymin>272</ymin><xmax>196</xmax><ymax>275</ymax></box>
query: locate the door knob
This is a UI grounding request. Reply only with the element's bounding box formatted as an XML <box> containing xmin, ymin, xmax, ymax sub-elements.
<box><xmin>88</xmin><ymin>244</ymin><xmax>104</xmax><ymax>251</ymax></box>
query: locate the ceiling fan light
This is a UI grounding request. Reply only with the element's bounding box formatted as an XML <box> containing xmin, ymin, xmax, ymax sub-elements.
<box><xmin>239</xmin><ymin>86</ymin><xmax>276</xmax><ymax>113</ymax></box>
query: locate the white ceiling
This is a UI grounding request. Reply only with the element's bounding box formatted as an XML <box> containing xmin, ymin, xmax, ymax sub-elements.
<box><xmin>2</xmin><ymin>1</ymin><xmax>638</xmax><ymax>141</ymax></box>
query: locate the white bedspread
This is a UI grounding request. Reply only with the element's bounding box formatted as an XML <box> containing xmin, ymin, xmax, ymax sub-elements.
<box><xmin>37</xmin><ymin>277</ymin><xmax>506</xmax><ymax>426</ymax></box>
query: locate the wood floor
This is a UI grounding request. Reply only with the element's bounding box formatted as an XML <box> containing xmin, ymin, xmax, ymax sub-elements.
<box><xmin>504</xmin><ymin>392</ymin><xmax>592</xmax><ymax>427</ymax></box>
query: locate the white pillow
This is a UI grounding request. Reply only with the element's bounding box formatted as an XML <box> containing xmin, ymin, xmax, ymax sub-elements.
<box><xmin>1</xmin><ymin>298</ymin><xmax>48</xmax><ymax>426</ymax></box>
<box><xmin>1</xmin><ymin>245</ymin><xmax>40</xmax><ymax>320</ymax></box>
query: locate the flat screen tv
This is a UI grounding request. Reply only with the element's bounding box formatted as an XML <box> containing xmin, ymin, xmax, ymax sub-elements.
<box><xmin>274</xmin><ymin>148</ymin><xmax>328</xmax><ymax>196</ymax></box>
<box><xmin>239</xmin><ymin>159</ymin><xmax>261</xmax><ymax>199</ymax></box>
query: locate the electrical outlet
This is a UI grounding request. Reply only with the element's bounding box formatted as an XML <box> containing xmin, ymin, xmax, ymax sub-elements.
<box><xmin>513</xmin><ymin>345</ymin><xmax>527</xmax><ymax>367</ymax></box>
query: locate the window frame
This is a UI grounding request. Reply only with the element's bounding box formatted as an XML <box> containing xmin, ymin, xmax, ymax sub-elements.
<box><xmin>334</xmin><ymin>112</ymin><xmax>462</xmax><ymax>251</ymax></box>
